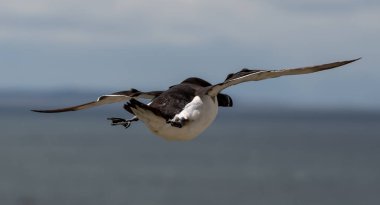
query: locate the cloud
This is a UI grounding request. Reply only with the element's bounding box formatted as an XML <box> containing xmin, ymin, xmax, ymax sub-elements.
<box><xmin>0</xmin><ymin>0</ymin><xmax>379</xmax><ymax>47</ymax></box>
<box><xmin>269</xmin><ymin>0</ymin><xmax>380</xmax><ymax>12</ymax></box>
<box><xmin>0</xmin><ymin>0</ymin><xmax>379</xmax><ymax>109</ymax></box>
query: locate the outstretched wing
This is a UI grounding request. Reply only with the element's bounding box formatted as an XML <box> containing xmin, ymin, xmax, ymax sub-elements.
<box><xmin>32</xmin><ymin>89</ymin><xmax>163</xmax><ymax>113</ymax></box>
<box><xmin>207</xmin><ymin>58</ymin><xmax>360</xmax><ymax>96</ymax></box>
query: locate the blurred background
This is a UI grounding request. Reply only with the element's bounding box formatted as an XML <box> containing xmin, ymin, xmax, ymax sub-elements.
<box><xmin>1</xmin><ymin>0</ymin><xmax>379</xmax><ymax>204</ymax></box>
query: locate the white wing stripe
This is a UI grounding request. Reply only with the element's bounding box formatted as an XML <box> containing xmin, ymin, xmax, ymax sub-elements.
<box><xmin>32</xmin><ymin>90</ymin><xmax>161</xmax><ymax>113</ymax></box>
<box><xmin>207</xmin><ymin>58</ymin><xmax>360</xmax><ymax>96</ymax></box>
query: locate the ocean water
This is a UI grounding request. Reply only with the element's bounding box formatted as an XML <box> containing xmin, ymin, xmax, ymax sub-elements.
<box><xmin>0</xmin><ymin>108</ymin><xmax>379</xmax><ymax>205</ymax></box>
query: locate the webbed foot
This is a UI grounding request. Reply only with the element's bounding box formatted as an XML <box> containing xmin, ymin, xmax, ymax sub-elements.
<box><xmin>167</xmin><ymin>118</ymin><xmax>187</xmax><ymax>128</ymax></box>
<box><xmin>107</xmin><ymin>117</ymin><xmax>137</xmax><ymax>129</ymax></box>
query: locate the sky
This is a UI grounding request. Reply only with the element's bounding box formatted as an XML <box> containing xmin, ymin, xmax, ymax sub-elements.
<box><xmin>0</xmin><ymin>0</ymin><xmax>379</xmax><ymax>109</ymax></box>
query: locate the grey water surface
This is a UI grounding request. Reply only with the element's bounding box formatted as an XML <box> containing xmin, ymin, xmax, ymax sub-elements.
<box><xmin>0</xmin><ymin>106</ymin><xmax>379</xmax><ymax>205</ymax></box>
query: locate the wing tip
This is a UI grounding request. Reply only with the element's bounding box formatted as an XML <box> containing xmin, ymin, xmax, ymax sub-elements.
<box><xmin>31</xmin><ymin>109</ymin><xmax>43</xmax><ymax>113</ymax></box>
<box><xmin>30</xmin><ymin>108</ymin><xmax>76</xmax><ymax>113</ymax></box>
<box><xmin>31</xmin><ymin>110</ymin><xmax>63</xmax><ymax>113</ymax></box>
<box><xmin>348</xmin><ymin>57</ymin><xmax>362</xmax><ymax>63</ymax></box>
<box><xmin>31</xmin><ymin>109</ymin><xmax>52</xmax><ymax>113</ymax></box>
<box><xmin>335</xmin><ymin>57</ymin><xmax>361</xmax><ymax>68</ymax></box>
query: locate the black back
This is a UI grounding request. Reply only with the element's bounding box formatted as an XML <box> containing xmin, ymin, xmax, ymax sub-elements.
<box><xmin>148</xmin><ymin>77</ymin><xmax>233</xmax><ymax>119</ymax></box>
<box><xmin>149</xmin><ymin>82</ymin><xmax>198</xmax><ymax>119</ymax></box>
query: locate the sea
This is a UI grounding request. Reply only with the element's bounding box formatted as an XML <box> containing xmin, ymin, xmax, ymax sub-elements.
<box><xmin>0</xmin><ymin>103</ymin><xmax>379</xmax><ymax>205</ymax></box>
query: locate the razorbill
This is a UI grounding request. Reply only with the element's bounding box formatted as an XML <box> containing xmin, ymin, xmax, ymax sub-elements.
<box><xmin>32</xmin><ymin>58</ymin><xmax>360</xmax><ymax>140</ymax></box>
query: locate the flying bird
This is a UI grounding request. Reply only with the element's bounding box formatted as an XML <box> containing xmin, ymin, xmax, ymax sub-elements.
<box><xmin>32</xmin><ymin>58</ymin><xmax>360</xmax><ymax>140</ymax></box>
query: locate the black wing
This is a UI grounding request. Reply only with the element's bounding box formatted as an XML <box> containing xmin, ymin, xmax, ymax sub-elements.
<box><xmin>32</xmin><ymin>89</ymin><xmax>163</xmax><ymax>113</ymax></box>
<box><xmin>208</xmin><ymin>58</ymin><xmax>360</xmax><ymax>96</ymax></box>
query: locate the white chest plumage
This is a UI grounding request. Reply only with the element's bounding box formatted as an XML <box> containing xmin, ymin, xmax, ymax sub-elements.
<box><xmin>137</xmin><ymin>95</ymin><xmax>219</xmax><ymax>141</ymax></box>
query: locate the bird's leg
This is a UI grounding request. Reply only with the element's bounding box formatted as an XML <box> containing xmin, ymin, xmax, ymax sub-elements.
<box><xmin>167</xmin><ymin>117</ymin><xmax>187</xmax><ymax>128</ymax></box>
<box><xmin>107</xmin><ymin>116</ymin><xmax>138</xmax><ymax>129</ymax></box>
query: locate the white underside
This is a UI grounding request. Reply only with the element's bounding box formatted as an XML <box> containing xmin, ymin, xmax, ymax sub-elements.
<box><xmin>131</xmin><ymin>95</ymin><xmax>218</xmax><ymax>141</ymax></box>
